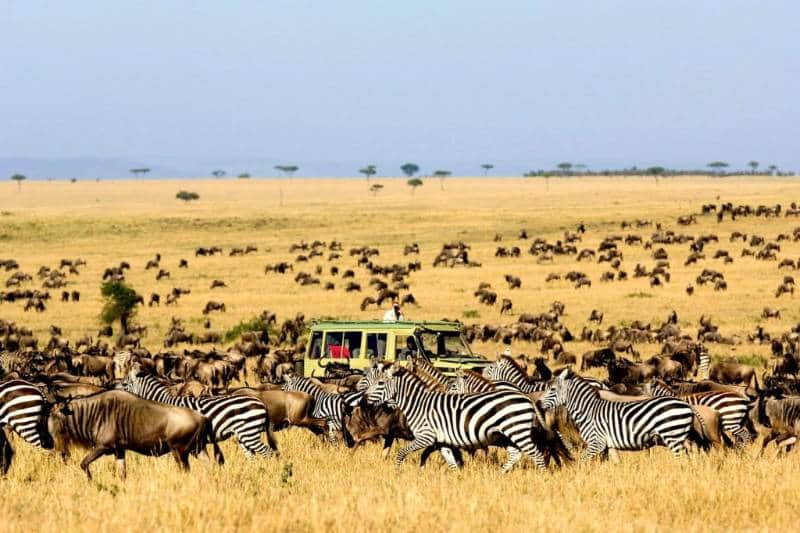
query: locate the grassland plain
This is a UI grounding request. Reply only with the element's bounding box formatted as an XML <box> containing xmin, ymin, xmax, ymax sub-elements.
<box><xmin>1</xmin><ymin>176</ymin><xmax>800</xmax><ymax>532</ymax></box>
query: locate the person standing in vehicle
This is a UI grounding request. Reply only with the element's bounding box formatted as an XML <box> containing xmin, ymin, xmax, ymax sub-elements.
<box><xmin>383</xmin><ymin>299</ymin><xmax>404</xmax><ymax>321</ymax></box>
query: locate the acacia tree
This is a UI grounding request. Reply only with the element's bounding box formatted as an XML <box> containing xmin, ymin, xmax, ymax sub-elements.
<box><xmin>100</xmin><ymin>281</ymin><xmax>139</xmax><ymax>334</ymax></box>
<box><xmin>433</xmin><ymin>170</ymin><xmax>451</xmax><ymax>190</ymax></box>
<box><xmin>768</xmin><ymin>164</ymin><xmax>778</xmax><ymax>176</ymax></box>
<box><xmin>707</xmin><ymin>161</ymin><xmax>729</xmax><ymax>175</ymax></box>
<box><xmin>557</xmin><ymin>162</ymin><xmax>573</xmax><ymax>175</ymax></box>
<box><xmin>359</xmin><ymin>165</ymin><xmax>377</xmax><ymax>182</ymax></box>
<box><xmin>369</xmin><ymin>183</ymin><xmax>384</xmax><ymax>197</ymax></box>
<box><xmin>10</xmin><ymin>174</ymin><xmax>26</xmax><ymax>191</ymax></box>
<box><xmin>646</xmin><ymin>166</ymin><xmax>665</xmax><ymax>185</ymax></box>
<box><xmin>400</xmin><ymin>163</ymin><xmax>419</xmax><ymax>177</ymax></box>
<box><xmin>748</xmin><ymin>161</ymin><xmax>759</xmax><ymax>174</ymax></box>
<box><xmin>129</xmin><ymin>168</ymin><xmax>150</xmax><ymax>179</ymax></box>
<box><xmin>480</xmin><ymin>164</ymin><xmax>494</xmax><ymax>176</ymax></box>
<box><xmin>211</xmin><ymin>170</ymin><xmax>226</xmax><ymax>178</ymax></box>
<box><xmin>274</xmin><ymin>165</ymin><xmax>299</xmax><ymax>177</ymax></box>
<box><xmin>407</xmin><ymin>178</ymin><xmax>423</xmax><ymax>195</ymax></box>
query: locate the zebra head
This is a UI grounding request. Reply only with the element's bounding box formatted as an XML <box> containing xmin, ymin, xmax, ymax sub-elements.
<box><xmin>281</xmin><ymin>374</ymin><xmax>299</xmax><ymax>392</ymax></box>
<box><xmin>365</xmin><ymin>366</ymin><xmax>399</xmax><ymax>407</ymax></box>
<box><xmin>447</xmin><ymin>369</ymin><xmax>467</xmax><ymax>394</ymax></box>
<box><xmin>482</xmin><ymin>360</ymin><xmax>500</xmax><ymax>380</ymax></box>
<box><xmin>540</xmin><ymin>368</ymin><xmax>573</xmax><ymax>409</ymax></box>
<box><xmin>357</xmin><ymin>360</ymin><xmax>389</xmax><ymax>391</ymax></box>
<box><xmin>121</xmin><ymin>363</ymin><xmax>146</xmax><ymax>395</ymax></box>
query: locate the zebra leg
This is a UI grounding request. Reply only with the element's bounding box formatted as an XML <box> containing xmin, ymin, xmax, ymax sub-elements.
<box><xmin>396</xmin><ymin>431</ymin><xmax>435</xmax><ymax>468</ymax></box>
<box><xmin>501</xmin><ymin>446</ymin><xmax>523</xmax><ymax>472</ymax></box>
<box><xmin>427</xmin><ymin>447</ymin><xmax>461</xmax><ymax>470</ymax></box>
<box><xmin>664</xmin><ymin>437</ymin><xmax>689</xmax><ymax>458</ymax></box>
<box><xmin>732</xmin><ymin>426</ymin><xmax>751</xmax><ymax>450</ymax></box>
<box><xmin>507</xmin><ymin>434</ymin><xmax>547</xmax><ymax>470</ymax></box>
<box><xmin>580</xmin><ymin>440</ymin><xmax>607</xmax><ymax>463</ymax></box>
<box><xmin>326</xmin><ymin>420</ymin><xmax>340</xmax><ymax>446</ymax></box>
<box><xmin>236</xmin><ymin>429</ymin><xmax>272</xmax><ymax>458</ymax></box>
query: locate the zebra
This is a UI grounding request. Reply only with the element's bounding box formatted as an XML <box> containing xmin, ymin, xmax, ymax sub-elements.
<box><xmin>282</xmin><ymin>375</ymin><xmax>349</xmax><ymax>445</ymax></box>
<box><xmin>483</xmin><ymin>356</ymin><xmax>551</xmax><ymax>393</ymax></box>
<box><xmin>122</xmin><ymin>369</ymin><xmax>276</xmax><ymax>462</ymax></box>
<box><xmin>0</xmin><ymin>380</ymin><xmax>51</xmax><ymax>474</ymax></box>
<box><xmin>698</xmin><ymin>352</ymin><xmax>711</xmax><ymax>380</ymax></box>
<box><xmin>448</xmin><ymin>368</ymin><xmax>519</xmax><ymax>394</ymax></box>
<box><xmin>643</xmin><ymin>378</ymin><xmax>753</xmax><ymax>447</ymax></box>
<box><xmin>541</xmin><ymin>369</ymin><xmax>694</xmax><ymax>460</ymax></box>
<box><xmin>355</xmin><ymin>361</ymin><xmax>464</xmax><ymax>466</ymax></box>
<box><xmin>366</xmin><ymin>365</ymin><xmax>548</xmax><ymax>471</ymax></box>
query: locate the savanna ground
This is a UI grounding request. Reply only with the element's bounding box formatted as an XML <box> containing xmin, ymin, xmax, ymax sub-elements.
<box><xmin>1</xmin><ymin>176</ymin><xmax>799</xmax><ymax>532</ymax></box>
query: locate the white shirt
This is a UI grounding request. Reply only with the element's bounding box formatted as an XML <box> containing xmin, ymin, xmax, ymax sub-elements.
<box><xmin>383</xmin><ymin>308</ymin><xmax>404</xmax><ymax>321</ymax></box>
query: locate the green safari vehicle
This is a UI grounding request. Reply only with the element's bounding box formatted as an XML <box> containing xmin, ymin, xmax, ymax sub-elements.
<box><xmin>301</xmin><ymin>319</ymin><xmax>488</xmax><ymax>377</ymax></box>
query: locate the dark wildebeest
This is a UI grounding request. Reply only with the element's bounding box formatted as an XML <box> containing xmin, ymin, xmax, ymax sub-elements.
<box><xmin>500</xmin><ymin>298</ymin><xmax>513</xmax><ymax>315</ymax></box>
<box><xmin>203</xmin><ymin>301</ymin><xmax>226</xmax><ymax>314</ymax></box>
<box><xmin>47</xmin><ymin>390</ymin><xmax>211</xmax><ymax>480</ymax></box>
<box><xmin>580</xmin><ymin>347</ymin><xmax>615</xmax><ymax>371</ymax></box>
<box><xmin>709</xmin><ymin>362</ymin><xmax>759</xmax><ymax>391</ymax></box>
<box><xmin>231</xmin><ymin>389</ymin><xmax>328</xmax><ymax>436</ymax></box>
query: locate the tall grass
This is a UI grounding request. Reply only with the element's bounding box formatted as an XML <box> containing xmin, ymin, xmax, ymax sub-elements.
<box><xmin>0</xmin><ymin>177</ymin><xmax>798</xmax><ymax>530</ymax></box>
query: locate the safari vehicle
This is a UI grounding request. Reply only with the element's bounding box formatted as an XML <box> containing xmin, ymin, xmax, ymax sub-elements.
<box><xmin>301</xmin><ymin>320</ymin><xmax>488</xmax><ymax>377</ymax></box>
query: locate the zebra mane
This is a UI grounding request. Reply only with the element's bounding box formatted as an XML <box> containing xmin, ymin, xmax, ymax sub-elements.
<box><xmin>409</xmin><ymin>364</ymin><xmax>449</xmax><ymax>392</ymax></box>
<box><xmin>499</xmin><ymin>356</ymin><xmax>533</xmax><ymax>382</ymax></box>
<box><xmin>412</xmin><ymin>357</ymin><xmax>449</xmax><ymax>382</ymax></box>
<box><xmin>392</xmin><ymin>367</ymin><xmax>436</xmax><ymax>391</ymax></box>
<box><xmin>460</xmin><ymin>368</ymin><xmax>496</xmax><ymax>390</ymax></box>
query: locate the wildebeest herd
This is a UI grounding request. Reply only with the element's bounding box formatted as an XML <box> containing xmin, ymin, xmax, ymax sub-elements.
<box><xmin>2</xmin><ymin>199</ymin><xmax>800</xmax><ymax>479</ymax></box>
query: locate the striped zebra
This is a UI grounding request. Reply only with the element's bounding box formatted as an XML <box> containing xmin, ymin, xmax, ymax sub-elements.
<box><xmin>448</xmin><ymin>368</ymin><xmax>519</xmax><ymax>394</ymax></box>
<box><xmin>282</xmin><ymin>375</ymin><xmax>349</xmax><ymax>445</ymax></box>
<box><xmin>366</xmin><ymin>365</ymin><xmax>547</xmax><ymax>471</ymax></box>
<box><xmin>643</xmin><ymin>378</ymin><xmax>753</xmax><ymax>447</ymax></box>
<box><xmin>0</xmin><ymin>380</ymin><xmax>51</xmax><ymax>474</ymax></box>
<box><xmin>356</xmin><ymin>361</ymin><xmax>463</xmax><ymax>466</ymax></box>
<box><xmin>482</xmin><ymin>356</ymin><xmax>549</xmax><ymax>393</ymax></box>
<box><xmin>541</xmin><ymin>369</ymin><xmax>694</xmax><ymax>460</ymax></box>
<box><xmin>122</xmin><ymin>370</ymin><xmax>276</xmax><ymax>462</ymax></box>
<box><xmin>698</xmin><ymin>353</ymin><xmax>711</xmax><ymax>380</ymax></box>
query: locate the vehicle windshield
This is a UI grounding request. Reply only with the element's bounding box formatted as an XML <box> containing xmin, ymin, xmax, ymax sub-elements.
<box><xmin>416</xmin><ymin>330</ymin><xmax>473</xmax><ymax>358</ymax></box>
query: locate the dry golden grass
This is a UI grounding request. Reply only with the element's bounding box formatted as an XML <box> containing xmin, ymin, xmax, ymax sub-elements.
<box><xmin>2</xmin><ymin>176</ymin><xmax>800</xmax><ymax>531</ymax></box>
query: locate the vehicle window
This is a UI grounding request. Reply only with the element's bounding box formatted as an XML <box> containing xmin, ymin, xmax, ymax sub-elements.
<box><xmin>366</xmin><ymin>333</ymin><xmax>387</xmax><ymax>358</ymax></box>
<box><xmin>395</xmin><ymin>335</ymin><xmax>419</xmax><ymax>361</ymax></box>
<box><xmin>309</xmin><ymin>331</ymin><xmax>323</xmax><ymax>360</ymax></box>
<box><xmin>418</xmin><ymin>331</ymin><xmax>471</xmax><ymax>358</ymax></box>
<box><xmin>343</xmin><ymin>331</ymin><xmax>363</xmax><ymax>358</ymax></box>
<box><xmin>324</xmin><ymin>331</ymin><xmax>350</xmax><ymax>359</ymax></box>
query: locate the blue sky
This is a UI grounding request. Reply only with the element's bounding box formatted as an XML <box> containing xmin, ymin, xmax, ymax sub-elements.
<box><xmin>0</xmin><ymin>0</ymin><xmax>798</xmax><ymax>177</ymax></box>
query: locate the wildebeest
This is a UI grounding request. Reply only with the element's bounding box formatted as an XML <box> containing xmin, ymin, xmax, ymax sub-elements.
<box><xmin>504</xmin><ymin>275</ymin><xmax>522</xmax><ymax>289</ymax></box>
<box><xmin>709</xmin><ymin>361</ymin><xmax>759</xmax><ymax>391</ymax></box>
<box><xmin>203</xmin><ymin>301</ymin><xmax>226</xmax><ymax>314</ymax></box>
<box><xmin>47</xmin><ymin>390</ymin><xmax>211</xmax><ymax>480</ymax></box>
<box><xmin>231</xmin><ymin>389</ymin><xmax>328</xmax><ymax>436</ymax></box>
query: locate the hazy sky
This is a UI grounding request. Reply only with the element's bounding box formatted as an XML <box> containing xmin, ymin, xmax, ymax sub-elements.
<box><xmin>1</xmin><ymin>0</ymin><xmax>798</xmax><ymax>176</ymax></box>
